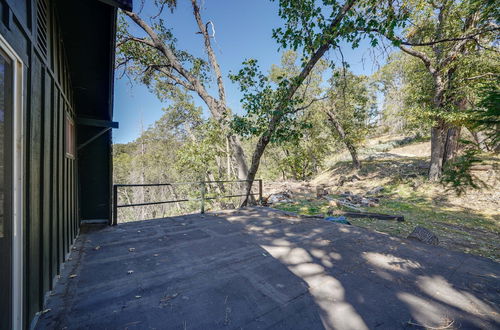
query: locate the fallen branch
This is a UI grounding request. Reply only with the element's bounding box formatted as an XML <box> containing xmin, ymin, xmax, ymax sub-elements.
<box><xmin>335</xmin><ymin>211</ymin><xmax>404</xmax><ymax>222</ymax></box>
<box><xmin>470</xmin><ymin>165</ymin><xmax>495</xmax><ymax>171</ymax></box>
<box><xmin>335</xmin><ymin>199</ymin><xmax>364</xmax><ymax>212</ymax></box>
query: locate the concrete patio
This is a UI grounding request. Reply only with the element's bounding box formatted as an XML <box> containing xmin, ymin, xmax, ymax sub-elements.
<box><xmin>36</xmin><ymin>207</ymin><xmax>499</xmax><ymax>329</ymax></box>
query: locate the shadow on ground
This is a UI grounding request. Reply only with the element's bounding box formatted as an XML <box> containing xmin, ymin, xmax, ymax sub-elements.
<box><xmin>37</xmin><ymin>207</ymin><xmax>499</xmax><ymax>329</ymax></box>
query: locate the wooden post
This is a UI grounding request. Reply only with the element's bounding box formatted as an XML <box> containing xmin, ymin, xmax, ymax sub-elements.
<box><xmin>258</xmin><ymin>179</ymin><xmax>263</xmax><ymax>205</ymax></box>
<box><xmin>112</xmin><ymin>185</ymin><xmax>118</xmax><ymax>225</ymax></box>
<box><xmin>200</xmin><ymin>182</ymin><xmax>206</xmax><ymax>214</ymax></box>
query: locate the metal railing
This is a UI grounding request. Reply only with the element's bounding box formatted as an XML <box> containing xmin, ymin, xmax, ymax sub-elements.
<box><xmin>112</xmin><ymin>179</ymin><xmax>263</xmax><ymax>225</ymax></box>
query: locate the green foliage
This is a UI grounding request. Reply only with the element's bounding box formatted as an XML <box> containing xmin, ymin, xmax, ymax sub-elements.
<box><xmin>271</xmin><ymin>0</ymin><xmax>409</xmax><ymax>59</ymax></box>
<box><xmin>116</xmin><ymin>12</ymin><xmax>211</xmax><ymax>103</ymax></box>
<box><xmin>229</xmin><ymin>50</ymin><xmax>328</xmax><ymax>142</ymax></box>
<box><xmin>441</xmin><ymin>141</ymin><xmax>486</xmax><ymax>195</ymax></box>
<box><xmin>259</xmin><ymin>107</ymin><xmax>332</xmax><ymax>180</ymax></box>
<box><xmin>469</xmin><ymin>85</ymin><xmax>500</xmax><ymax>148</ymax></box>
<box><xmin>375</xmin><ymin>52</ymin><xmax>434</xmax><ymax>134</ymax></box>
<box><xmin>326</xmin><ymin>69</ymin><xmax>376</xmax><ymax>145</ymax></box>
<box><xmin>229</xmin><ymin>58</ymin><xmax>306</xmax><ymax>142</ymax></box>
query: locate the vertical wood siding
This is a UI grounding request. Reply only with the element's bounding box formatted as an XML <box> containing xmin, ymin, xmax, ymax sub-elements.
<box><xmin>0</xmin><ymin>0</ymin><xmax>79</xmax><ymax>326</ymax></box>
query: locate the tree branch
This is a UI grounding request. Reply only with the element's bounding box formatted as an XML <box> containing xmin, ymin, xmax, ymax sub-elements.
<box><xmin>191</xmin><ymin>0</ymin><xmax>227</xmax><ymax>106</ymax></box>
<box><xmin>291</xmin><ymin>96</ymin><xmax>328</xmax><ymax>113</ymax></box>
<box><xmin>241</xmin><ymin>0</ymin><xmax>358</xmax><ymax>206</ymax></box>
<box><xmin>156</xmin><ymin>66</ymin><xmax>196</xmax><ymax>91</ymax></box>
<box><xmin>399</xmin><ymin>45</ymin><xmax>436</xmax><ymax>73</ymax></box>
<box><xmin>124</xmin><ymin>10</ymin><xmax>222</xmax><ymax>119</ymax></box>
<box><xmin>116</xmin><ymin>36</ymin><xmax>155</xmax><ymax>48</ymax></box>
<box><xmin>464</xmin><ymin>72</ymin><xmax>499</xmax><ymax>81</ymax></box>
<box><xmin>364</xmin><ymin>27</ymin><xmax>499</xmax><ymax>47</ymax></box>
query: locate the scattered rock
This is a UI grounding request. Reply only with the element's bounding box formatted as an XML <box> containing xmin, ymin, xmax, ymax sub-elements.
<box><xmin>337</xmin><ymin>176</ymin><xmax>347</xmax><ymax>186</ymax></box>
<box><xmin>367</xmin><ymin>186</ymin><xmax>384</xmax><ymax>195</ymax></box>
<box><xmin>407</xmin><ymin>226</ymin><xmax>439</xmax><ymax>245</ymax></box>
<box><xmin>316</xmin><ymin>184</ymin><xmax>328</xmax><ymax>198</ymax></box>
<box><xmin>328</xmin><ymin>200</ymin><xmax>340</xmax><ymax>208</ymax></box>
<box><xmin>337</xmin><ymin>175</ymin><xmax>361</xmax><ymax>186</ymax></box>
<box><xmin>349</xmin><ymin>175</ymin><xmax>361</xmax><ymax>182</ymax></box>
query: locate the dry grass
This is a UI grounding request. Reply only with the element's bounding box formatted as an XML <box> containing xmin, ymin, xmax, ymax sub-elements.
<box><xmin>268</xmin><ymin>137</ymin><xmax>500</xmax><ymax>262</ymax></box>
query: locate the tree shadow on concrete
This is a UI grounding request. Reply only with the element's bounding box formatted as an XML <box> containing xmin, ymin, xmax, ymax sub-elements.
<box><xmin>37</xmin><ymin>207</ymin><xmax>499</xmax><ymax>329</ymax></box>
<box><xmin>219</xmin><ymin>207</ymin><xmax>500</xmax><ymax>329</ymax></box>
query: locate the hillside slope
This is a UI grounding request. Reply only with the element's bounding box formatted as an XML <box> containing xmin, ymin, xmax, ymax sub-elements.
<box><xmin>268</xmin><ymin>136</ymin><xmax>500</xmax><ymax>261</ymax></box>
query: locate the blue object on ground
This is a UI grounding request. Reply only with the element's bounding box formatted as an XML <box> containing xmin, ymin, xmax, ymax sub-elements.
<box><xmin>324</xmin><ymin>216</ymin><xmax>351</xmax><ymax>225</ymax></box>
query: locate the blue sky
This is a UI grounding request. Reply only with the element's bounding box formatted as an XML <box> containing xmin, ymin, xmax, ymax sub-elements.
<box><xmin>113</xmin><ymin>0</ymin><xmax>388</xmax><ymax>144</ymax></box>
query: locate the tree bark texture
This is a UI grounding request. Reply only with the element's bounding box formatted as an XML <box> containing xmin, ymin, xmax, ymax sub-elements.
<box><xmin>240</xmin><ymin>0</ymin><xmax>358</xmax><ymax>206</ymax></box>
<box><xmin>325</xmin><ymin>109</ymin><xmax>361</xmax><ymax>169</ymax></box>
<box><xmin>124</xmin><ymin>4</ymin><xmax>250</xmax><ymax>186</ymax></box>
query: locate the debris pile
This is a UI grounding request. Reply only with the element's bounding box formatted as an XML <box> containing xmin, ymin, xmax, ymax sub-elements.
<box><xmin>333</xmin><ymin>191</ymin><xmax>381</xmax><ymax>209</ymax></box>
<box><xmin>337</xmin><ymin>175</ymin><xmax>361</xmax><ymax>186</ymax></box>
<box><xmin>265</xmin><ymin>190</ymin><xmax>293</xmax><ymax>204</ymax></box>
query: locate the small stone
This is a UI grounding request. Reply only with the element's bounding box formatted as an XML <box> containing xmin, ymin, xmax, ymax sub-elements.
<box><xmin>367</xmin><ymin>186</ymin><xmax>384</xmax><ymax>195</ymax></box>
<box><xmin>328</xmin><ymin>200</ymin><xmax>340</xmax><ymax>208</ymax></box>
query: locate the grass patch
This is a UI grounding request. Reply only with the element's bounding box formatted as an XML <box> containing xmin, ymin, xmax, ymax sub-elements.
<box><xmin>273</xmin><ymin>184</ymin><xmax>499</xmax><ymax>262</ymax></box>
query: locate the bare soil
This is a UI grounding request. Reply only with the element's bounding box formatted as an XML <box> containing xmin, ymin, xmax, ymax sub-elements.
<box><xmin>266</xmin><ymin>136</ymin><xmax>500</xmax><ymax>261</ymax></box>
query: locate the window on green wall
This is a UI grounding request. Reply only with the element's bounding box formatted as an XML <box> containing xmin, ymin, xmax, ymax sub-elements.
<box><xmin>65</xmin><ymin>114</ymin><xmax>75</xmax><ymax>158</ymax></box>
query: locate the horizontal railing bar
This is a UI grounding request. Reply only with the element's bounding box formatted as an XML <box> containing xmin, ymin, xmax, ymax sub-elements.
<box><xmin>204</xmin><ymin>193</ymin><xmax>258</xmax><ymax>200</ymax></box>
<box><xmin>116</xmin><ymin>193</ymin><xmax>259</xmax><ymax>208</ymax></box>
<box><xmin>114</xmin><ymin>179</ymin><xmax>257</xmax><ymax>188</ymax></box>
<box><xmin>117</xmin><ymin>199</ymin><xmax>191</xmax><ymax>208</ymax></box>
<box><xmin>113</xmin><ymin>179</ymin><xmax>264</xmax><ymax>224</ymax></box>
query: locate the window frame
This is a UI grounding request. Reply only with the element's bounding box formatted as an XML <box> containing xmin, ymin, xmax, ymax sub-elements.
<box><xmin>65</xmin><ymin>112</ymin><xmax>75</xmax><ymax>159</ymax></box>
<box><xmin>0</xmin><ymin>33</ymin><xmax>24</xmax><ymax>330</ymax></box>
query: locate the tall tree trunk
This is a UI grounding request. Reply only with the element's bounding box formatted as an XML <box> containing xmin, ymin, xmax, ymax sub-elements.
<box><xmin>429</xmin><ymin>122</ymin><xmax>447</xmax><ymax>181</ymax></box>
<box><xmin>429</xmin><ymin>120</ymin><xmax>461</xmax><ymax>181</ymax></box>
<box><xmin>346</xmin><ymin>143</ymin><xmax>361</xmax><ymax>170</ymax></box>
<box><xmin>428</xmin><ymin>73</ymin><xmax>448</xmax><ymax>181</ymax></box>
<box><xmin>240</xmin><ymin>0</ymin><xmax>357</xmax><ymax>206</ymax></box>
<box><xmin>124</xmin><ymin>6</ymin><xmax>251</xmax><ymax>189</ymax></box>
<box><xmin>227</xmin><ymin>134</ymin><xmax>249</xmax><ymax>180</ymax></box>
<box><xmin>443</xmin><ymin>126</ymin><xmax>461</xmax><ymax>163</ymax></box>
<box><xmin>429</xmin><ymin>84</ymin><xmax>465</xmax><ymax>181</ymax></box>
<box><xmin>325</xmin><ymin>109</ymin><xmax>361</xmax><ymax>169</ymax></box>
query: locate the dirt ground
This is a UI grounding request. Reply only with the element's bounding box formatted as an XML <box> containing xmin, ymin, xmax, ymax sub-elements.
<box><xmin>265</xmin><ymin>137</ymin><xmax>500</xmax><ymax>262</ymax></box>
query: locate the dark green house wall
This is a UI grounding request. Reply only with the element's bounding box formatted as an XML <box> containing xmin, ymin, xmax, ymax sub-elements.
<box><xmin>0</xmin><ymin>0</ymin><xmax>117</xmax><ymax>327</ymax></box>
<box><xmin>56</xmin><ymin>0</ymin><xmax>117</xmax><ymax>223</ymax></box>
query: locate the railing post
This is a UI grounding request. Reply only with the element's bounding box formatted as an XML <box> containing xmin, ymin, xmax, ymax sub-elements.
<box><xmin>112</xmin><ymin>185</ymin><xmax>118</xmax><ymax>225</ymax></box>
<box><xmin>200</xmin><ymin>181</ymin><xmax>206</xmax><ymax>214</ymax></box>
<box><xmin>258</xmin><ymin>179</ymin><xmax>263</xmax><ymax>205</ymax></box>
